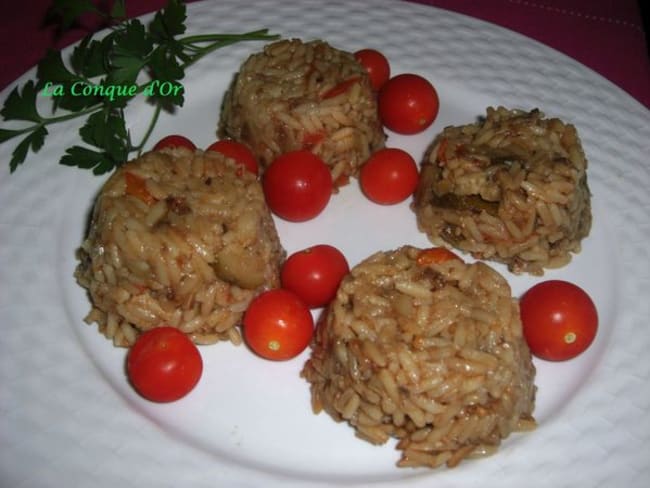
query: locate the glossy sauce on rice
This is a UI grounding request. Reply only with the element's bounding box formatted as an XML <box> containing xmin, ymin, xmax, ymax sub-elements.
<box><xmin>219</xmin><ymin>38</ymin><xmax>386</xmax><ymax>185</ymax></box>
<box><xmin>413</xmin><ymin>107</ymin><xmax>592</xmax><ymax>275</ymax></box>
<box><xmin>75</xmin><ymin>147</ymin><xmax>284</xmax><ymax>346</ymax></box>
<box><xmin>302</xmin><ymin>246</ymin><xmax>536</xmax><ymax>468</ymax></box>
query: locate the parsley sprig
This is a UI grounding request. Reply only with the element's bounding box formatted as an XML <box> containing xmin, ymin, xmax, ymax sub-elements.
<box><xmin>0</xmin><ymin>0</ymin><xmax>278</xmax><ymax>174</ymax></box>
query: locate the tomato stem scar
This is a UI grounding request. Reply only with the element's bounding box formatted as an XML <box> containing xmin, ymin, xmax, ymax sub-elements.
<box><xmin>564</xmin><ymin>332</ymin><xmax>577</xmax><ymax>344</ymax></box>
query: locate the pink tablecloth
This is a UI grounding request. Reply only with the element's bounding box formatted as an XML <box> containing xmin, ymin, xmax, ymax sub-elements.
<box><xmin>1</xmin><ymin>0</ymin><xmax>648</xmax><ymax>108</ymax></box>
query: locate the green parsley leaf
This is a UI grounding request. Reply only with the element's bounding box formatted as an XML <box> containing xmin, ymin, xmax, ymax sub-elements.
<box><xmin>37</xmin><ymin>49</ymin><xmax>79</xmax><ymax>85</ymax></box>
<box><xmin>71</xmin><ymin>35</ymin><xmax>108</xmax><ymax>78</ymax></box>
<box><xmin>0</xmin><ymin>81</ymin><xmax>42</xmax><ymax>123</ymax></box>
<box><xmin>57</xmin><ymin>89</ymin><xmax>103</xmax><ymax>112</ymax></box>
<box><xmin>9</xmin><ymin>126</ymin><xmax>48</xmax><ymax>172</ymax></box>
<box><xmin>108</xmin><ymin>21</ymin><xmax>154</xmax><ymax>86</ymax></box>
<box><xmin>79</xmin><ymin>110</ymin><xmax>130</xmax><ymax>162</ymax></box>
<box><xmin>149</xmin><ymin>0</ymin><xmax>186</xmax><ymax>42</ymax></box>
<box><xmin>60</xmin><ymin>145</ymin><xmax>119</xmax><ymax>175</ymax></box>
<box><xmin>36</xmin><ymin>49</ymin><xmax>97</xmax><ymax>112</ymax></box>
<box><xmin>149</xmin><ymin>45</ymin><xmax>184</xmax><ymax>81</ymax></box>
<box><xmin>115</xmin><ymin>19</ymin><xmax>154</xmax><ymax>59</ymax></box>
<box><xmin>109</xmin><ymin>54</ymin><xmax>144</xmax><ymax>87</ymax></box>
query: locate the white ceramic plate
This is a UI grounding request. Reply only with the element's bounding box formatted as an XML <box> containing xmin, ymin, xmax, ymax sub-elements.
<box><xmin>1</xmin><ymin>1</ymin><xmax>649</xmax><ymax>486</ymax></box>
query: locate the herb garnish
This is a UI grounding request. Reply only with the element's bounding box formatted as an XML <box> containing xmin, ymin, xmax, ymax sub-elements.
<box><xmin>0</xmin><ymin>0</ymin><xmax>278</xmax><ymax>174</ymax></box>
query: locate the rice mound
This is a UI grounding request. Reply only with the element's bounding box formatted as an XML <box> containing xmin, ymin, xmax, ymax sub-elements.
<box><xmin>219</xmin><ymin>38</ymin><xmax>386</xmax><ymax>184</ymax></box>
<box><xmin>75</xmin><ymin>147</ymin><xmax>284</xmax><ymax>347</ymax></box>
<box><xmin>302</xmin><ymin>245</ymin><xmax>536</xmax><ymax>469</ymax></box>
<box><xmin>413</xmin><ymin>107</ymin><xmax>592</xmax><ymax>275</ymax></box>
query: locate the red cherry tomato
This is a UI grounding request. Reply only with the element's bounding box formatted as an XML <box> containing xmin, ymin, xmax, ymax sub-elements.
<box><xmin>281</xmin><ymin>244</ymin><xmax>350</xmax><ymax>308</ymax></box>
<box><xmin>126</xmin><ymin>327</ymin><xmax>203</xmax><ymax>402</ymax></box>
<box><xmin>359</xmin><ymin>148</ymin><xmax>419</xmax><ymax>204</ymax></box>
<box><xmin>354</xmin><ymin>49</ymin><xmax>391</xmax><ymax>91</ymax></box>
<box><xmin>153</xmin><ymin>135</ymin><xmax>196</xmax><ymax>151</ymax></box>
<box><xmin>378</xmin><ymin>74</ymin><xmax>439</xmax><ymax>134</ymax></box>
<box><xmin>206</xmin><ymin>139</ymin><xmax>258</xmax><ymax>175</ymax></box>
<box><xmin>262</xmin><ymin>150</ymin><xmax>332</xmax><ymax>222</ymax></box>
<box><xmin>519</xmin><ymin>280</ymin><xmax>598</xmax><ymax>361</ymax></box>
<box><xmin>243</xmin><ymin>289</ymin><xmax>314</xmax><ymax>360</ymax></box>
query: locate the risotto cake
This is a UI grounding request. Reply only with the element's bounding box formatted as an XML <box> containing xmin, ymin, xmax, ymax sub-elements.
<box><xmin>75</xmin><ymin>147</ymin><xmax>284</xmax><ymax>347</ymax></box>
<box><xmin>219</xmin><ymin>38</ymin><xmax>386</xmax><ymax>184</ymax></box>
<box><xmin>413</xmin><ymin>107</ymin><xmax>592</xmax><ymax>275</ymax></box>
<box><xmin>302</xmin><ymin>246</ymin><xmax>536</xmax><ymax>469</ymax></box>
